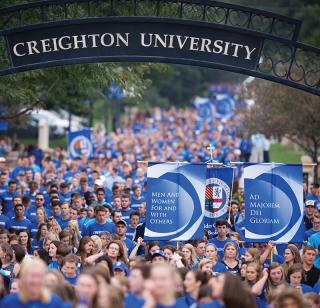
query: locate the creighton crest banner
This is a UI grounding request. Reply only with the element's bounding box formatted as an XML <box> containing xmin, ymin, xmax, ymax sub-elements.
<box><xmin>67</xmin><ymin>129</ymin><xmax>93</xmax><ymax>160</ymax></box>
<box><xmin>244</xmin><ymin>163</ymin><xmax>304</xmax><ymax>243</ymax></box>
<box><xmin>204</xmin><ymin>167</ymin><xmax>234</xmax><ymax>237</ymax></box>
<box><xmin>144</xmin><ymin>162</ymin><xmax>206</xmax><ymax>241</ymax></box>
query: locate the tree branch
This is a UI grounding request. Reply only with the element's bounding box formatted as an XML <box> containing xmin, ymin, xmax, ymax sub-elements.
<box><xmin>0</xmin><ymin>77</ymin><xmax>59</xmax><ymax>120</ymax></box>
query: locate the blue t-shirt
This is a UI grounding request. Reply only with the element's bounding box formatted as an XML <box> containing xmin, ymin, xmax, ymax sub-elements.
<box><xmin>124</xmin><ymin>293</ymin><xmax>144</xmax><ymax>308</ymax></box>
<box><xmin>156</xmin><ymin>298</ymin><xmax>189</xmax><ymax>308</ymax></box>
<box><xmin>0</xmin><ymin>214</ymin><xmax>9</xmax><ymax>229</ymax></box>
<box><xmin>130</xmin><ymin>196</ymin><xmax>145</xmax><ymax>209</ymax></box>
<box><xmin>1</xmin><ymin>190</ymin><xmax>19</xmax><ymax>215</ymax></box>
<box><xmin>59</xmin><ymin>217</ymin><xmax>71</xmax><ymax>230</ymax></box>
<box><xmin>178</xmin><ymin>294</ymin><xmax>196</xmax><ymax>307</ymax></box>
<box><xmin>199</xmin><ymin>300</ymin><xmax>223</xmax><ymax>308</ymax></box>
<box><xmin>64</xmin><ymin>274</ymin><xmax>78</xmax><ymax>285</ymax></box>
<box><xmin>120</xmin><ymin>208</ymin><xmax>134</xmax><ymax>225</ymax></box>
<box><xmin>0</xmin><ymin>293</ymin><xmax>69</xmax><ymax>308</ymax></box>
<box><xmin>7</xmin><ymin>218</ymin><xmax>32</xmax><ymax>232</ymax></box>
<box><xmin>313</xmin><ymin>281</ymin><xmax>320</xmax><ymax>294</ymax></box>
<box><xmin>126</xmin><ymin>225</ymin><xmax>136</xmax><ymax>240</ymax></box>
<box><xmin>85</xmin><ymin>221</ymin><xmax>115</xmax><ymax>236</ymax></box>
<box><xmin>305</xmin><ymin>228</ymin><xmax>318</xmax><ymax>241</ymax></box>
<box><xmin>213</xmin><ymin>262</ymin><xmax>228</xmax><ymax>274</ymax></box>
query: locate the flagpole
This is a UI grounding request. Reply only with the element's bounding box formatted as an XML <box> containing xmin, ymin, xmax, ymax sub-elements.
<box><xmin>227</xmin><ymin>167</ymin><xmax>236</xmax><ymax>224</ymax></box>
<box><xmin>137</xmin><ymin>160</ymin><xmax>224</xmax><ymax>166</ymax></box>
<box><xmin>229</xmin><ymin>162</ymin><xmax>317</xmax><ymax>166</ymax></box>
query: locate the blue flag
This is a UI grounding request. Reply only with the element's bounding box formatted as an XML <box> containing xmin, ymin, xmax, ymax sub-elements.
<box><xmin>192</xmin><ymin>97</ymin><xmax>215</xmax><ymax>122</ymax></box>
<box><xmin>67</xmin><ymin>129</ymin><xmax>93</xmax><ymax>160</ymax></box>
<box><xmin>144</xmin><ymin>162</ymin><xmax>206</xmax><ymax>241</ymax></box>
<box><xmin>204</xmin><ymin>167</ymin><xmax>234</xmax><ymax>238</ymax></box>
<box><xmin>244</xmin><ymin>163</ymin><xmax>304</xmax><ymax>243</ymax></box>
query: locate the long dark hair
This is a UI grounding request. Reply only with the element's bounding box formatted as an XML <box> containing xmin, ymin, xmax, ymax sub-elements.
<box><xmin>222</xmin><ymin>273</ymin><xmax>257</xmax><ymax>308</ymax></box>
<box><xmin>77</xmin><ymin>236</ymin><xmax>94</xmax><ymax>265</ymax></box>
<box><xmin>18</xmin><ymin>230</ymin><xmax>32</xmax><ymax>254</ymax></box>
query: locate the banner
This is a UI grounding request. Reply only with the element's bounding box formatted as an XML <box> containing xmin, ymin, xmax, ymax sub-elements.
<box><xmin>244</xmin><ymin>163</ymin><xmax>304</xmax><ymax>243</ymax></box>
<box><xmin>67</xmin><ymin>129</ymin><xmax>93</xmax><ymax>160</ymax></box>
<box><xmin>192</xmin><ymin>97</ymin><xmax>215</xmax><ymax>122</ymax></box>
<box><xmin>204</xmin><ymin>167</ymin><xmax>234</xmax><ymax>237</ymax></box>
<box><xmin>144</xmin><ymin>162</ymin><xmax>206</xmax><ymax>241</ymax></box>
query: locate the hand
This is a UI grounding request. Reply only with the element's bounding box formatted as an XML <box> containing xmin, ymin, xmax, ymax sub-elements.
<box><xmin>262</xmin><ymin>268</ymin><xmax>269</xmax><ymax>278</ymax></box>
<box><xmin>171</xmin><ymin>253</ymin><xmax>182</xmax><ymax>262</ymax></box>
<box><xmin>267</xmin><ymin>241</ymin><xmax>274</xmax><ymax>251</ymax></box>
<box><xmin>137</xmin><ymin>237</ymin><xmax>143</xmax><ymax>245</ymax></box>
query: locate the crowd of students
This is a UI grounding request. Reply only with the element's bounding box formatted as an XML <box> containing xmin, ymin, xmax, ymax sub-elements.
<box><xmin>0</xmin><ymin>104</ymin><xmax>318</xmax><ymax>307</ymax></box>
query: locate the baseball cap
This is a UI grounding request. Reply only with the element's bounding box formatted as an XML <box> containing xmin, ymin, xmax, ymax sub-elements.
<box><xmin>113</xmin><ymin>261</ymin><xmax>129</xmax><ymax>275</ymax></box>
<box><xmin>115</xmin><ymin>219</ymin><xmax>127</xmax><ymax>227</ymax></box>
<box><xmin>305</xmin><ymin>200</ymin><xmax>316</xmax><ymax>207</ymax></box>
<box><xmin>94</xmin><ymin>179</ymin><xmax>104</xmax><ymax>187</ymax></box>
<box><xmin>151</xmin><ymin>250</ymin><xmax>165</xmax><ymax>259</ymax></box>
<box><xmin>0</xmin><ymin>157</ymin><xmax>6</xmax><ymax>163</ymax></box>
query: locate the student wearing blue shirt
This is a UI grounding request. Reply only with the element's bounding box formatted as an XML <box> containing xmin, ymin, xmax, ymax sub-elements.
<box><xmin>85</xmin><ymin>205</ymin><xmax>115</xmax><ymax>236</ymax></box>
<box><xmin>209</xmin><ymin>220</ymin><xmax>235</xmax><ymax>260</ymax></box>
<box><xmin>7</xmin><ymin>204</ymin><xmax>32</xmax><ymax>233</ymax></box>
<box><xmin>124</xmin><ymin>264</ymin><xmax>148</xmax><ymax>308</ymax></box>
<box><xmin>0</xmin><ymin>172</ymin><xmax>8</xmax><ymax>195</ymax></box>
<box><xmin>62</xmin><ymin>254</ymin><xmax>79</xmax><ymax>285</ymax></box>
<box><xmin>59</xmin><ymin>202</ymin><xmax>71</xmax><ymax>230</ymax></box>
<box><xmin>59</xmin><ymin>182</ymin><xmax>72</xmax><ymax>203</ymax></box>
<box><xmin>287</xmin><ymin>263</ymin><xmax>314</xmax><ymax>294</ymax></box>
<box><xmin>138</xmin><ymin>202</ymin><xmax>146</xmax><ymax>224</ymax></box>
<box><xmin>120</xmin><ymin>194</ymin><xmax>134</xmax><ymax>225</ymax></box>
<box><xmin>1</xmin><ymin>179</ymin><xmax>19</xmax><ymax>215</ymax></box>
<box><xmin>305</xmin><ymin>215</ymin><xmax>320</xmax><ymax>241</ymax></box>
<box><xmin>115</xmin><ymin>220</ymin><xmax>135</xmax><ymax>255</ymax></box>
<box><xmin>131</xmin><ymin>184</ymin><xmax>145</xmax><ymax>210</ymax></box>
<box><xmin>26</xmin><ymin>193</ymin><xmax>46</xmax><ymax>223</ymax></box>
<box><xmin>0</xmin><ymin>258</ymin><xmax>67</xmax><ymax>308</ymax></box>
<box><xmin>50</xmin><ymin>200</ymin><xmax>62</xmax><ymax>224</ymax></box>
<box><xmin>126</xmin><ymin>210</ymin><xmax>140</xmax><ymax>240</ymax></box>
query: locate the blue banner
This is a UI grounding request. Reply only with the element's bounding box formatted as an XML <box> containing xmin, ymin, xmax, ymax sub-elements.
<box><xmin>144</xmin><ymin>162</ymin><xmax>206</xmax><ymax>241</ymax></box>
<box><xmin>67</xmin><ymin>129</ymin><xmax>93</xmax><ymax>160</ymax></box>
<box><xmin>204</xmin><ymin>167</ymin><xmax>234</xmax><ymax>238</ymax></box>
<box><xmin>244</xmin><ymin>163</ymin><xmax>304</xmax><ymax>243</ymax></box>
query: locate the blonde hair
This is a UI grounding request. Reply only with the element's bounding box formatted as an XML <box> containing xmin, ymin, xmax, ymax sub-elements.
<box><xmin>91</xmin><ymin>235</ymin><xmax>102</xmax><ymax>252</ymax></box>
<box><xmin>182</xmin><ymin>244</ymin><xmax>198</xmax><ymax>267</ymax></box>
<box><xmin>19</xmin><ymin>258</ymin><xmax>51</xmax><ymax>304</ymax></box>
<box><xmin>43</xmin><ymin>232</ymin><xmax>59</xmax><ymax>249</ymax></box>
<box><xmin>199</xmin><ymin>258</ymin><xmax>215</xmax><ymax>271</ymax></box>
<box><xmin>68</xmin><ymin>220</ymin><xmax>80</xmax><ymax>249</ymax></box>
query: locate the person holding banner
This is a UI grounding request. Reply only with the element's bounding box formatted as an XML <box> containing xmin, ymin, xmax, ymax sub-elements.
<box><xmin>209</xmin><ymin>220</ymin><xmax>235</xmax><ymax>260</ymax></box>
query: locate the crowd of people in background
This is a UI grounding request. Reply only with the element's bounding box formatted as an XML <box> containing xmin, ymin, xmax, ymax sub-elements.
<box><xmin>0</xmin><ymin>94</ymin><xmax>315</xmax><ymax>307</ymax></box>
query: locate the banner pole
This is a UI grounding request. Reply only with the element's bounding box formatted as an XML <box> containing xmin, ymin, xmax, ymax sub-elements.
<box><xmin>227</xmin><ymin>167</ymin><xmax>236</xmax><ymax>224</ymax></box>
<box><xmin>270</xmin><ymin>247</ymin><xmax>274</xmax><ymax>263</ymax></box>
<box><xmin>230</xmin><ymin>162</ymin><xmax>317</xmax><ymax>166</ymax></box>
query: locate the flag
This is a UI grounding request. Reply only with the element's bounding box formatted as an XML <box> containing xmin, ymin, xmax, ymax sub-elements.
<box><xmin>192</xmin><ymin>97</ymin><xmax>215</xmax><ymax>122</ymax></box>
<box><xmin>244</xmin><ymin>163</ymin><xmax>304</xmax><ymax>243</ymax></box>
<box><xmin>68</xmin><ymin>129</ymin><xmax>93</xmax><ymax>160</ymax></box>
<box><xmin>144</xmin><ymin>162</ymin><xmax>206</xmax><ymax>241</ymax></box>
<box><xmin>204</xmin><ymin>167</ymin><xmax>234</xmax><ymax>238</ymax></box>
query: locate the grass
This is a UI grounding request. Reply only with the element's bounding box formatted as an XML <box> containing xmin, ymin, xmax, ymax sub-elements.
<box><xmin>269</xmin><ymin>143</ymin><xmax>304</xmax><ymax>163</ymax></box>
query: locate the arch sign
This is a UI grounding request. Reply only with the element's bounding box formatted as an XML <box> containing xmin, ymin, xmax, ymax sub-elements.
<box><xmin>0</xmin><ymin>0</ymin><xmax>319</xmax><ymax>96</ymax></box>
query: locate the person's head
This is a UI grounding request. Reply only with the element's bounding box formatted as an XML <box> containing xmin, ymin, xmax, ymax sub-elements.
<box><xmin>151</xmin><ymin>250</ymin><xmax>166</xmax><ymax>264</ymax></box>
<box><xmin>215</xmin><ymin>220</ymin><xmax>228</xmax><ymax>238</ymax></box>
<box><xmin>91</xmin><ymin>235</ymin><xmax>102</xmax><ymax>254</ymax></box>
<box><xmin>184</xmin><ymin>270</ymin><xmax>208</xmax><ymax>295</ymax></box>
<box><xmin>287</xmin><ymin>263</ymin><xmax>304</xmax><ymax>287</ymax></box>
<box><xmin>78</xmin><ymin>237</ymin><xmax>94</xmax><ymax>259</ymax></box>
<box><xmin>87</xmin><ymin>205</ymin><xmax>95</xmax><ymax>218</ymax></box>
<box><xmin>305</xmin><ymin>200</ymin><xmax>316</xmax><ymax>216</ymax></box>
<box><xmin>95</xmin><ymin>206</ymin><xmax>108</xmax><ymax>224</ymax></box>
<box><xmin>149</xmin><ymin>263</ymin><xmax>177</xmax><ymax>301</ymax></box>
<box><xmin>107</xmin><ymin>241</ymin><xmax>126</xmax><ymax>262</ymax></box>
<box><xmin>304</xmin><ymin>293</ymin><xmax>320</xmax><ymax>308</ymax></box>
<box><xmin>302</xmin><ymin>246</ymin><xmax>317</xmax><ymax>266</ymax></box>
<box><xmin>195</xmin><ymin>240</ymin><xmax>207</xmax><ymax>257</ymax></box>
<box><xmin>245</xmin><ymin>262</ymin><xmax>262</xmax><ymax>283</ymax></box>
<box><xmin>312</xmin><ymin>214</ymin><xmax>320</xmax><ymax>230</ymax></box>
<box><xmin>113</xmin><ymin>197</ymin><xmax>121</xmax><ymax>210</ymax></box>
<box><xmin>121</xmin><ymin>194</ymin><xmax>131</xmax><ymax>210</ymax></box>
<box><xmin>182</xmin><ymin>244</ymin><xmax>197</xmax><ymax>265</ymax></box>
<box><xmin>268</xmin><ymin>263</ymin><xmax>284</xmax><ymax>286</ymax></box>
<box><xmin>112</xmin><ymin>210</ymin><xmax>122</xmax><ymax>223</ymax></box>
<box><xmin>60</xmin><ymin>202</ymin><xmax>70</xmax><ymax>217</ymax></box>
<box><xmin>0</xmin><ymin>229</ymin><xmax>9</xmax><ymax>244</ymax></box>
<box><xmin>163</xmin><ymin>246</ymin><xmax>175</xmax><ymax>260</ymax></box>
<box><xmin>148</xmin><ymin>241</ymin><xmax>161</xmax><ymax>256</ymax></box>
<box><xmin>139</xmin><ymin>203</ymin><xmax>146</xmax><ymax>217</ymax></box>
<box><xmin>18</xmin><ymin>230</ymin><xmax>31</xmax><ymax>248</ymax></box>
<box><xmin>13</xmin><ymin>196</ymin><xmax>22</xmax><ymax>206</ymax></box>
<box><xmin>14</xmin><ymin>204</ymin><xmax>25</xmax><ymax>219</ymax></box>
<box><xmin>75</xmin><ymin>272</ymin><xmax>99</xmax><ymax>306</ymax></box>
<box><xmin>205</xmin><ymin>243</ymin><xmax>218</xmax><ymax>261</ymax></box>
<box><xmin>273</xmin><ymin>287</ymin><xmax>306</xmax><ymax>308</ymax></box>
<box><xmin>132</xmin><ymin>184</ymin><xmax>141</xmax><ymax>197</ymax></box>
<box><xmin>70</xmin><ymin>207</ymin><xmax>79</xmax><ymax>221</ymax></box>
<box><xmin>62</xmin><ymin>254</ymin><xmax>79</xmax><ymax>278</ymax></box>
<box><xmin>36</xmin><ymin>207</ymin><xmax>46</xmax><ymax>223</ymax></box>
<box><xmin>284</xmin><ymin>244</ymin><xmax>302</xmax><ymax>264</ymax></box>
<box><xmin>97</xmin><ymin>283</ymin><xmax>123</xmax><ymax>308</ymax></box>
<box><xmin>0</xmin><ymin>242</ymin><xmax>13</xmax><ymax>263</ymax></box>
<box><xmin>96</xmin><ymin>188</ymin><xmax>105</xmax><ymax>202</ymax></box>
<box><xmin>79</xmin><ymin>177</ymin><xmax>88</xmax><ymax>191</ymax></box>
<box><xmin>51</xmin><ymin>200</ymin><xmax>61</xmax><ymax>216</ymax></box>
<box><xmin>48</xmin><ymin>240</ymin><xmax>60</xmax><ymax>258</ymax></box>
<box><xmin>129</xmin><ymin>211</ymin><xmax>140</xmax><ymax>228</ymax></box>
<box><xmin>99</xmin><ymin>232</ymin><xmax>112</xmax><ymax>249</ymax></box>
<box><xmin>129</xmin><ymin>265</ymin><xmax>150</xmax><ymax>295</ymax></box>
<box><xmin>35</xmin><ymin>193</ymin><xmax>45</xmax><ymax>208</ymax></box>
<box><xmin>115</xmin><ymin>220</ymin><xmax>127</xmax><ymax>237</ymax></box>
<box><xmin>43</xmin><ymin>269</ymin><xmax>65</xmax><ymax>288</ymax></box>
<box><xmin>311</xmin><ymin>183</ymin><xmax>320</xmax><ymax>195</ymax></box>
<box><xmin>33</xmin><ymin>248</ymin><xmax>50</xmax><ymax>265</ymax></box>
<box><xmin>59</xmin><ymin>230</ymin><xmax>71</xmax><ymax>246</ymax></box>
<box><xmin>223</xmin><ymin>242</ymin><xmax>238</xmax><ymax>260</ymax></box>
<box><xmin>199</xmin><ymin>259</ymin><xmax>214</xmax><ymax>277</ymax></box>
<box><xmin>18</xmin><ymin>258</ymin><xmax>49</xmax><ymax>302</ymax></box>
<box><xmin>243</xmin><ymin>248</ymin><xmax>260</xmax><ymax>263</ymax></box>
<box><xmin>10</xmin><ymin>278</ymin><xmax>19</xmax><ymax>294</ymax></box>
<box><xmin>113</xmin><ymin>261</ymin><xmax>129</xmax><ymax>277</ymax></box>
<box><xmin>8</xmin><ymin>180</ymin><xmax>17</xmax><ymax>192</ymax></box>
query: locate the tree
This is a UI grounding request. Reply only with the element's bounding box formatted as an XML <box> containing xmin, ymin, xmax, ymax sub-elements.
<box><xmin>243</xmin><ymin>80</ymin><xmax>320</xmax><ymax>181</ymax></box>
